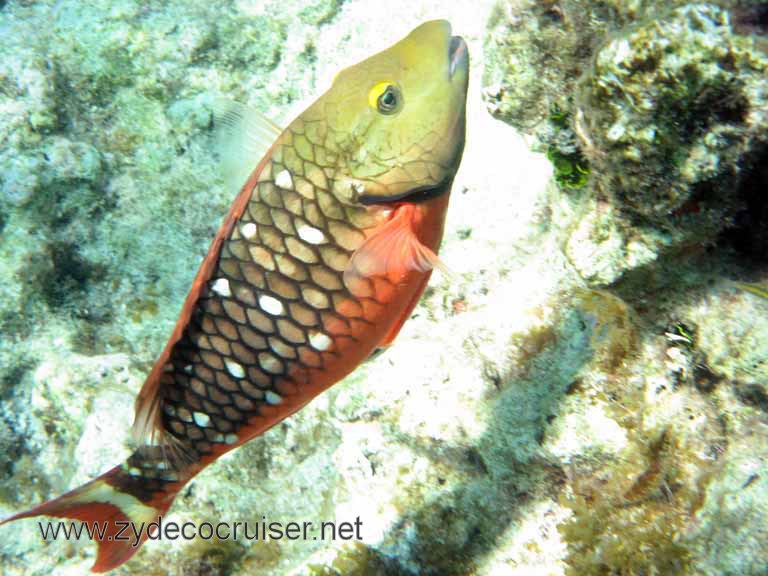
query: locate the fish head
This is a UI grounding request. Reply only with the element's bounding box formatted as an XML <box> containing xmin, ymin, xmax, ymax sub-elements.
<box><xmin>309</xmin><ymin>20</ymin><xmax>469</xmax><ymax>205</ymax></box>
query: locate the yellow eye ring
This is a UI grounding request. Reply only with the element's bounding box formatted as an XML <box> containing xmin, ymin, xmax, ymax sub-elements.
<box><xmin>368</xmin><ymin>81</ymin><xmax>402</xmax><ymax>115</ymax></box>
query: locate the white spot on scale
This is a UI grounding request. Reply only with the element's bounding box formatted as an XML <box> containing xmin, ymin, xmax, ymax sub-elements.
<box><xmin>193</xmin><ymin>411</ymin><xmax>210</xmax><ymax>427</ymax></box>
<box><xmin>225</xmin><ymin>433</ymin><xmax>239</xmax><ymax>445</ymax></box>
<box><xmin>260</xmin><ymin>354</ymin><xmax>282</xmax><ymax>374</ymax></box>
<box><xmin>259</xmin><ymin>294</ymin><xmax>284</xmax><ymax>315</ymax></box>
<box><xmin>225</xmin><ymin>359</ymin><xmax>246</xmax><ymax>378</ymax></box>
<box><xmin>241</xmin><ymin>222</ymin><xmax>258</xmax><ymax>239</ymax></box>
<box><xmin>297</xmin><ymin>225</ymin><xmax>325</xmax><ymax>245</ymax></box>
<box><xmin>265</xmin><ymin>390</ymin><xmax>283</xmax><ymax>405</ymax></box>
<box><xmin>128</xmin><ymin>467</ymin><xmax>142</xmax><ymax>477</ymax></box>
<box><xmin>309</xmin><ymin>331</ymin><xmax>332</xmax><ymax>351</ymax></box>
<box><xmin>275</xmin><ymin>169</ymin><xmax>293</xmax><ymax>189</ymax></box>
<box><xmin>183</xmin><ymin>365</ymin><xmax>193</xmax><ymax>374</ymax></box>
<box><xmin>211</xmin><ymin>278</ymin><xmax>232</xmax><ymax>297</ymax></box>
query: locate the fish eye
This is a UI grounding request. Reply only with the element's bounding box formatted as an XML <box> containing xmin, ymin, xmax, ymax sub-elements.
<box><xmin>377</xmin><ymin>85</ymin><xmax>400</xmax><ymax>114</ymax></box>
<box><xmin>369</xmin><ymin>81</ymin><xmax>402</xmax><ymax>115</ymax></box>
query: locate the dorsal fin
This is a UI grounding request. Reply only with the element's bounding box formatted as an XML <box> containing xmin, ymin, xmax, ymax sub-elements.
<box><xmin>213</xmin><ymin>97</ymin><xmax>283</xmax><ymax>193</ymax></box>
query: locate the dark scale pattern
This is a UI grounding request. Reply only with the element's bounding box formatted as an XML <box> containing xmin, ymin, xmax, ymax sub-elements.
<box><xmin>148</xmin><ymin>129</ymin><xmax>393</xmax><ymax>465</ymax></box>
<box><xmin>115</xmin><ymin>446</ymin><xmax>180</xmax><ymax>500</ymax></box>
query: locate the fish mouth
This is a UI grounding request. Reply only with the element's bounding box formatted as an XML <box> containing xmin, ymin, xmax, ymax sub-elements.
<box><xmin>359</xmin><ymin>181</ymin><xmax>450</xmax><ymax>206</ymax></box>
<box><xmin>448</xmin><ymin>35</ymin><xmax>468</xmax><ymax>78</ymax></box>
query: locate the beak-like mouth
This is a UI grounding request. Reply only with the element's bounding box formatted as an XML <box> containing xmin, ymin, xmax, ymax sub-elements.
<box><xmin>359</xmin><ymin>181</ymin><xmax>450</xmax><ymax>206</ymax></box>
<box><xmin>449</xmin><ymin>35</ymin><xmax>468</xmax><ymax>78</ymax></box>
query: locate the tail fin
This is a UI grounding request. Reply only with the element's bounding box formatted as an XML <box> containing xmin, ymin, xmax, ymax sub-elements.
<box><xmin>1</xmin><ymin>464</ymin><xmax>181</xmax><ymax>572</ymax></box>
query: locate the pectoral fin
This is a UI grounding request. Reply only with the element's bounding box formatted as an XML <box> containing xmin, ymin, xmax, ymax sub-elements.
<box><xmin>343</xmin><ymin>206</ymin><xmax>447</xmax><ymax>293</ymax></box>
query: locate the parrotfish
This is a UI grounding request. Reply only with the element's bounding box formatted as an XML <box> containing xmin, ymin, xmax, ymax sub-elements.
<box><xmin>1</xmin><ymin>20</ymin><xmax>469</xmax><ymax>572</ymax></box>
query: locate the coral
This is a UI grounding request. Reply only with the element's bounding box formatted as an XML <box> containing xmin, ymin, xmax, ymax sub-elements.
<box><xmin>561</xmin><ymin>196</ymin><xmax>671</xmax><ymax>286</ymax></box>
<box><xmin>485</xmin><ymin>1</ymin><xmax>768</xmax><ymax>284</ymax></box>
<box><xmin>539</xmin><ymin>246</ymin><xmax>768</xmax><ymax>576</ymax></box>
<box><xmin>555</xmin><ymin>316</ymin><xmax>727</xmax><ymax>576</ymax></box>
<box><xmin>482</xmin><ymin>0</ymin><xmax>708</xmax><ymax>129</ymax></box>
<box><xmin>559</xmin><ymin>431</ymin><xmax>702</xmax><ymax>575</ymax></box>
<box><xmin>577</xmin><ymin>4</ymin><xmax>768</xmax><ymax>240</ymax></box>
<box><xmin>573</xmin><ymin>288</ymin><xmax>635</xmax><ymax>369</ymax></box>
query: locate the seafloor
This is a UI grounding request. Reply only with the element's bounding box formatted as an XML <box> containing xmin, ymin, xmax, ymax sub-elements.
<box><xmin>1</xmin><ymin>0</ymin><xmax>767</xmax><ymax>574</ymax></box>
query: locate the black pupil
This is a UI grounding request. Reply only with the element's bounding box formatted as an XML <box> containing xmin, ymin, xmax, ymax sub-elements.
<box><xmin>381</xmin><ymin>89</ymin><xmax>396</xmax><ymax>108</ymax></box>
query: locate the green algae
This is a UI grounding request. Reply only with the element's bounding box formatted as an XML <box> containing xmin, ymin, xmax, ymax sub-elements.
<box><xmin>543</xmin><ymin>104</ymin><xmax>591</xmax><ymax>190</ymax></box>
<box><xmin>547</xmin><ymin>147</ymin><xmax>590</xmax><ymax>191</ymax></box>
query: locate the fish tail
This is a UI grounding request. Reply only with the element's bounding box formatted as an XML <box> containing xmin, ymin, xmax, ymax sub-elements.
<box><xmin>1</xmin><ymin>455</ymin><xmax>189</xmax><ymax>572</ymax></box>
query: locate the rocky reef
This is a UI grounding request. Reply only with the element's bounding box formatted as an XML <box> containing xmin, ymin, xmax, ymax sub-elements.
<box><xmin>485</xmin><ymin>1</ymin><xmax>768</xmax><ymax>284</ymax></box>
<box><xmin>484</xmin><ymin>1</ymin><xmax>768</xmax><ymax>574</ymax></box>
<box><xmin>0</xmin><ymin>0</ymin><xmax>767</xmax><ymax>575</ymax></box>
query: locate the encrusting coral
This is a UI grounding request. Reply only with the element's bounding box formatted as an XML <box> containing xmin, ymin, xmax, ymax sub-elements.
<box><xmin>485</xmin><ymin>1</ymin><xmax>768</xmax><ymax>282</ymax></box>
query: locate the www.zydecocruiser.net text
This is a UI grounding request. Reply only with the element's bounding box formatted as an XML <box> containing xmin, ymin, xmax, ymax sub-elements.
<box><xmin>38</xmin><ymin>516</ymin><xmax>364</xmax><ymax>547</ymax></box>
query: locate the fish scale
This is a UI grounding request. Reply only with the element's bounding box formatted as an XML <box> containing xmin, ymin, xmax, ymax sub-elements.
<box><xmin>116</xmin><ymin>133</ymin><xmax>397</xmax><ymax>494</ymax></box>
<box><xmin>1</xmin><ymin>20</ymin><xmax>469</xmax><ymax>572</ymax></box>
<box><xmin>79</xmin><ymin>158</ymin><xmax>361</xmax><ymax>503</ymax></box>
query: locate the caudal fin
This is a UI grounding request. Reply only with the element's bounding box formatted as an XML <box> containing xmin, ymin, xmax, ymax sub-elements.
<box><xmin>1</xmin><ymin>464</ymin><xmax>180</xmax><ymax>572</ymax></box>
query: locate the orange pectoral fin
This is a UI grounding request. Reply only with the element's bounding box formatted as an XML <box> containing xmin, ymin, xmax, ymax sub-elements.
<box><xmin>343</xmin><ymin>204</ymin><xmax>448</xmax><ymax>347</ymax></box>
<box><xmin>343</xmin><ymin>205</ymin><xmax>447</xmax><ymax>294</ymax></box>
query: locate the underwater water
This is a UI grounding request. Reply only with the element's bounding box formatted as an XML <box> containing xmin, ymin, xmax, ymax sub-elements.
<box><xmin>0</xmin><ymin>0</ymin><xmax>767</xmax><ymax>574</ymax></box>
